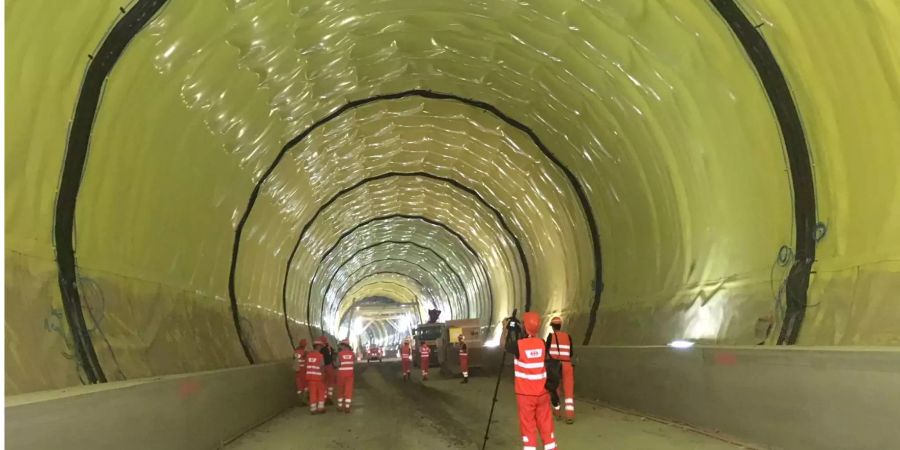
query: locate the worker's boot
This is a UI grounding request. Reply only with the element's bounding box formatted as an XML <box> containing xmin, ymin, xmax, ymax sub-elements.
<box><xmin>565</xmin><ymin>417</ymin><xmax>575</xmax><ymax>425</ymax></box>
<box><xmin>344</xmin><ymin>407</ymin><xmax>351</xmax><ymax>414</ymax></box>
<box><xmin>423</xmin><ymin>374</ymin><xmax>429</xmax><ymax>381</ymax></box>
<box><xmin>460</xmin><ymin>377</ymin><xmax>468</xmax><ymax>384</ymax></box>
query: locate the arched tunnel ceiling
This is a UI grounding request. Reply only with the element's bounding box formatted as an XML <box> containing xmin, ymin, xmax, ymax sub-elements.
<box><xmin>284</xmin><ymin>176</ymin><xmax>523</xmax><ymax>336</ymax></box>
<box><xmin>5</xmin><ymin>0</ymin><xmax>900</xmax><ymax>393</ymax></box>
<box><xmin>307</xmin><ymin>217</ymin><xmax>493</xmax><ymax>332</ymax></box>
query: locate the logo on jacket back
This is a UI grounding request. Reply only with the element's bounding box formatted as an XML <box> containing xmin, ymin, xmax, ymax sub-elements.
<box><xmin>525</xmin><ymin>349</ymin><xmax>543</xmax><ymax>359</ymax></box>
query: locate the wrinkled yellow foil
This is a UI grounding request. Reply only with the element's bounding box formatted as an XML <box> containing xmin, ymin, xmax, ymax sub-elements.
<box><xmin>6</xmin><ymin>0</ymin><xmax>900</xmax><ymax>394</ymax></box>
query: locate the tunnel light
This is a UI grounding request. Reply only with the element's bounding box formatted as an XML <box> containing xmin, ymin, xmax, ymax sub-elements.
<box><xmin>397</xmin><ymin>315</ymin><xmax>411</xmax><ymax>334</ymax></box>
<box><xmin>352</xmin><ymin>318</ymin><xmax>365</xmax><ymax>336</ymax></box>
<box><xmin>667</xmin><ymin>340</ymin><xmax>695</xmax><ymax>349</ymax></box>
<box><xmin>483</xmin><ymin>323</ymin><xmax>505</xmax><ymax>347</ymax></box>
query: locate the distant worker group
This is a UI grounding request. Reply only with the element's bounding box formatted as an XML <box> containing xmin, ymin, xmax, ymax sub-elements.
<box><xmin>292</xmin><ymin>313</ymin><xmax>576</xmax><ymax>450</ymax></box>
<box><xmin>293</xmin><ymin>336</ymin><xmax>356</xmax><ymax>415</ymax></box>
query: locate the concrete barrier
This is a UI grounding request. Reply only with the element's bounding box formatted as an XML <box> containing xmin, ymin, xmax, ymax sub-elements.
<box><xmin>575</xmin><ymin>346</ymin><xmax>900</xmax><ymax>450</ymax></box>
<box><xmin>5</xmin><ymin>361</ymin><xmax>295</xmax><ymax>450</ymax></box>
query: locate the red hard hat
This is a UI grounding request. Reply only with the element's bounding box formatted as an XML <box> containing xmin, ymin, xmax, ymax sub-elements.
<box><xmin>522</xmin><ymin>312</ymin><xmax>540</xmax><ymax>336</ymax></box>
<box><xmin>550</xmin><ymin>316</ymin><xmax>563</xmax><ymax>326</ymax></box>
<box><xmin>315</xmin><ymin>336</ymin><xmax>328</xmax><ymax>346</ymax></box>
<box><xmin>340</xmin><ymin>339</ymin><xmax>350</xmax><ymax>346</ymax></box>
<box><xmin>298</xmin><ymin>338</ymin><xmax>307</xmax><ymax>348</ymax></box>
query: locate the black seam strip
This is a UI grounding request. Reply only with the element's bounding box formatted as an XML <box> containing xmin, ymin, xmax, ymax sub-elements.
<box><xmin>295</xmin><ymin>214</ymin><xmax>495</xmax><ymax>344</ymax></box>
<box><xmin>53</xmin><ymin>0</ymin><xmax>169</xmax><ymax>383</ymax></box>
<box><xmin>320</xmin><ymin>243</ymin><xmax>470</xmax><ymax>331</ymax></box>
<box><xmin>285</xmin><ymin>172</ymin><xmax>527</xmax><ymax>342</ymax></box>
<box><xmin>711</xmin><ymin>0</ymin><xmax>817</xmax><ymax>345</ymax></box>
<box><xmin>231</xmin><ymin>90</ymin><xmax>603</xmax><ymax>361</ymax></box>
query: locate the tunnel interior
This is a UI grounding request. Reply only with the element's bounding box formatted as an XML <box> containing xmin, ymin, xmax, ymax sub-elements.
<box><xmin>5</xmin><ymin>0</ymin><xmax>900</xmax><ymax>400</ymax></box>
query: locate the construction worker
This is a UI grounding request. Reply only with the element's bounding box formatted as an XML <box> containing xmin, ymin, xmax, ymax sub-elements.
<box><xmin>419</xmin><ymin>341</ymin><xmax>431</xmax><ymax>381</ymax></box>
<box><xmin>400</xmin><ymin>339</ymin><xmax>413</xmax><ymax>381</ymax></box>
<box><xmin>547</xmin><ymin>316</ymin><xmax>575</xmax><ymax>424</ymax></box>
<box><xmin>293</xmin><ymin>339</ymin><xmax>308</xmax><ymax>403</ymax></box>
<box><xmin>321</xmin><ymin>337</ymin><xmax>336</xmax><ymax>404</ymax></box>
<box><xmin>336</xmin><ymin>339</ymin><xmax>356</xmax><ymax>413</ymax></box>
<box><xmin>506</xmin><ymin>312</ymin><xmax>557</xmax><ymax>450</ymax></box>
<box><xmin>306</xmin><ymin>338</ymin><xmax>326</xmax><ymax>414</ymax></box>
<box><xmin>458</xmin><ymin>334</ymin><xmax>469</xmax><ymax>384</ymax></box>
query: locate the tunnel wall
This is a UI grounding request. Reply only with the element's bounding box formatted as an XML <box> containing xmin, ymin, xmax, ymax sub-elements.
<box><xmin>5</xmin><ymin>361</ymin><xmax>295</xmax><ymax>450</ymax></box>
<box><xmin>5</xmin><ymin>0</ymin><xmax>900</xmax><ymax>396</ymax></box>
<box><xmin>577</xmin><ymin>346</ymin><xmax>900</xmax><ymax>450</ymax></box>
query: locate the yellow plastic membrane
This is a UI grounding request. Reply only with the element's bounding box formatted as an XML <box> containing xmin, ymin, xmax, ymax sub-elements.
<box><xmin>286</xmin><ymin>176</ymin><xmax>527</xmax><ymax>340</ymax></box>
<box><xmin>306</xmin><ymin>217</ymin><xmax>492</xmax><ymax>329</ymax></box>
<box><xmin>738</xmin><ymin>0</ymin><xmax>900</xmax><ymax>345</ymax></box>
<box><xmin>5</xmin><ymin>0</ymin><xmax>900</xmax><ymax>394</ymax></box>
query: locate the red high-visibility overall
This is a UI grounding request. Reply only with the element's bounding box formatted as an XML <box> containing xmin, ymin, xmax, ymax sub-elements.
<box><xmin>305</xmin><ymin>351</ymin><xmax>325</xmax><ymax>413</ymax></box>
<box><xmin>515</xmin><ymin>338</ymin><xmax>557</xmax><ymax>450</ymax></box>
<box><xmin>548</xmin><ymin>331</ymin><xmax>574</xmax><ymax>420</ymax></box>
<box><xmin>420</xmin><ymin>345</ymin><xmax>431</xmax><ymax>379</ymax></box>
<box><xmin>294</xmin><ymin>347</ymin><xmax>308</xmax><ymax>394</ymax></box>
<box><xmin>322</xmin><ymin>346</ymin><xmax>336</xmax><ymax>402</ymax></box>
<box><xmin>337</xmin><ymin>349</ymin><xmax>355</xmax><ymax>412</ymax></box>
<box><xmin>459</xmin><ymin>342</ymin><xmax>469</xmax><ymax>378</ymax></box>
<box><xmin>400</xmin><ymin>344</ymin><xmax>412</xmax><ymax>377</ymax></box>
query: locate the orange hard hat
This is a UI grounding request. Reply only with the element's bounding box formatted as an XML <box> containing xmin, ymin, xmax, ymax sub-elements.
<box><xmin>522</xmin><ymin>312</ymin><xmax>540</xmax><ymax>336</ymax></box>
<box><xmin>550</xmin><ymin>316</ymin><xmax>563</xmax><ymax>326</ymax></box>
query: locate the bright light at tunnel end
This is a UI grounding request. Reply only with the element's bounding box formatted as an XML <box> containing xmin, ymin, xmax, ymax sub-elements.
<box><xmin>667</xmin><ymin>340</ymin><xmax>695</xmax><ymax>349</ymax></box>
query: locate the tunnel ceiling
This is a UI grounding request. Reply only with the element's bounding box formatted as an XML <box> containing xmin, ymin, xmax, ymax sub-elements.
<box><xmin>6</xmin><ymin>0</ymin><xmax>900</xmax><ymax>393</ymax></box>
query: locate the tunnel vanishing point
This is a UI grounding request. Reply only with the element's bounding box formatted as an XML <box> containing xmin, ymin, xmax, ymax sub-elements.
<box><xmin>5</xmin><ymin>1</ymin><xmax>900</xmax><ymax>449</ymax></box>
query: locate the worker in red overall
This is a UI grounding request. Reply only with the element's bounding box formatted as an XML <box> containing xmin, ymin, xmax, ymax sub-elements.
<box><xmin>419</xmin><ymin>342</ymin><xmax>431</xmax><ymax>381</ymax></box>
<box><xmin>458</xmin><ymin>334</ymin><xmax>469</xmax><ymax>384</ymax></box>
<box><xmin>547</xmin><ymin>316</ymin><xmax>575</xmax><ymax>424</ymax></box>
<box><xmin>400</xmin><ymin>340</ymin><xmax>412</xmax><ymax>381</ymax></box>
<box><xmin>336</xmin><ymin>339</ymin><xmax>356</xmax><ymax>413</ymax></box>
<box><xmin>506</xmin><ymin>312</ymin><xmax>557</xmax><ymax>450</ymax></box>
<box><xmin>320</xmin><ymin>337</ymin><xmax>336</xmax><ymax>404</ymax></box>
<box><xmin>306</xmin><ymin>339</ymin><xmax>326</xmax><ymax>414</ymax></box>
<box><xmin>294</xmin><ymin>339</ymin><xmax>308</xmax><ymax>403</ymax></box>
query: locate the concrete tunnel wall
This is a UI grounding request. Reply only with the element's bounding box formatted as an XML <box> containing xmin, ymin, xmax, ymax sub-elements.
<box><xmin>5</xmin><ymin>0</ymin><xmax>900</xmax><ymax>395</ymax></box>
